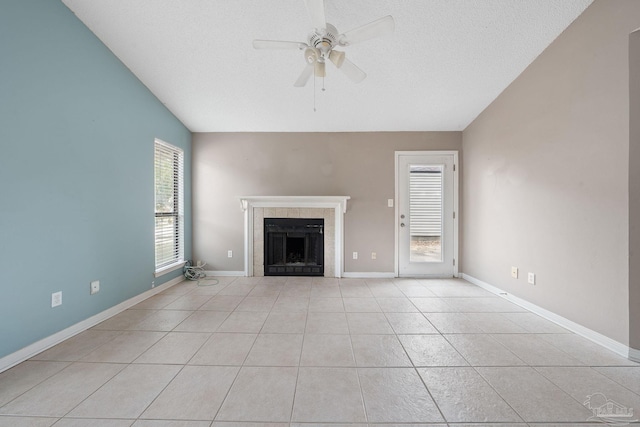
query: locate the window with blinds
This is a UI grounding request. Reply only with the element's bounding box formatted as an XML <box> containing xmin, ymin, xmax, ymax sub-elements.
<box><xmin>409</xmin><ymin>165</ymin><xmax>443</xmax><ymax>237</ymax></box>
<box><xmin>154</xmin><ymin>139</ymin><xmax>184</xmax><ymax>271</ymax></box>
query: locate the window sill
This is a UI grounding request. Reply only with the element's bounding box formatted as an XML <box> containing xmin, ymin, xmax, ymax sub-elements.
<box><xmin>154</xmin><ymin>261</ymin><xmax>186</xmax><ymax>278</ymax></box>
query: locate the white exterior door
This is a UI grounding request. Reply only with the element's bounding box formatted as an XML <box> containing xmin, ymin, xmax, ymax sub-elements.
<box><xmin>397</xmin><ymin>152</ymin><xmax>457</xmax><ymax>277</ymax></box>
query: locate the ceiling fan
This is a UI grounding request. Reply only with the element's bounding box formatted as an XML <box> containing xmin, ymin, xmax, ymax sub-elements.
<box><xmin>252</xmin><ymin>0</ymin><xmax>395</xmax><ymax>87</ymax></box>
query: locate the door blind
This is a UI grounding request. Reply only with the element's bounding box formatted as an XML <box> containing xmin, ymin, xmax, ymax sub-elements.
<box><xmin>409</xmin><ymin>166</ymin><xmax>443</xmax><ymax>237</ymax></box>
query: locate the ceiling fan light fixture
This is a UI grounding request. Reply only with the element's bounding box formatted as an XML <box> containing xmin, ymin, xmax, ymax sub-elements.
<box><xmin>304</xmin><ymin>47</ymin><xmax>319</xmax><ymax>64</ymax></box>
<box><xmin>329</xmin><ymin>50</ymin><xmax>345</xmax><ymax>68</ymax></box>
<box><xmin>314</xmin><ymin>61</ymin><xmax>326</xmax><ymax>77</ymax></box>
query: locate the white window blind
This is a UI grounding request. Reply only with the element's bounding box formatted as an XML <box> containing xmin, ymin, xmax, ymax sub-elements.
<box><xmin>409</xmin><ymin>166</ymin><xmax>443</xmax><ymax>237</ymax></box>
<box><xmin>154</xmin><ymin>139</ymin><xmax>184</xmax><ymax>270</ymax></box>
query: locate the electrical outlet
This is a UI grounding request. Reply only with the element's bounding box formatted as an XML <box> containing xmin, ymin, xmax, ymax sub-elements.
<box><xmin>51</xmin><ymin>291</ymin><xmax>62</xmax><ymax>308</ymax></box>
<box><xmin>511</xmin><ymin>266</ymin><xmax>518</xmax><ymax>279</ymax></box>
<box><xmin>528</xmin><ymin>272</ymin><xmax>536</xmax><ymax>285</ymax></box>
<box><xmin>151</xmin><ymin>281</ymin><xmax>155</xmax><ymax>288</ymax></box>
<box><xmin>90</xmin><ymin>280</ymin><xmax>100</xmax><ymax>295</ymax></box>
<box><xmin>227</xmin><ymin>250</ymin><xmax>233</xmax><ymax>258</ymax></box>
<box><xmin>387</xmin><ymin>199</ymin><xmax>394</xmax><ymax>208</ymax></box>
<box><xmin>353</xmin><ymin>252</ymin><xmax>358</xmax><ymax>260</ymax></box>
<box><xmin>371</xmin><ymin>252</ymin><xmax>377</xmax><ymax>260</ymax></box>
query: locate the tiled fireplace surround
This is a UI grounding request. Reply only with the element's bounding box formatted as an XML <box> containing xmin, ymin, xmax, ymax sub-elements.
<box><xmin>240</xmin><ymin>196</ymin><xmax>350</xmax><ymax>278</ymax></box>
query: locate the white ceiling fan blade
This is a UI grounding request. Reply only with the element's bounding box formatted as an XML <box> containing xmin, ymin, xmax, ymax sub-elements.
<box><xmin>338</xmin><ymin>15</ymin><xmax>395</xmax><ymax>46</ymax></box>
<box><xmin>304</xmin><ymin>0</ymin><xmax>326</xmax><ymax>31</ymax></box>
<box><xmin>338</xmin><ymin>57</ymin><xmax>366</xmax><ymax>83</ymax></box>
<box><xmin>329</xmin><ymin>50</ymin><xmax>345</xmax><ymax>68</ymax></box>
<box><xmin>253</xmin><ymin>40</ymin><xmax>307</xmax><ymax>50</ymax></box>
<box><xmin>294</xmin><ymin>63</ymin><xmax>315</xmax><ymax>87</ymax></box>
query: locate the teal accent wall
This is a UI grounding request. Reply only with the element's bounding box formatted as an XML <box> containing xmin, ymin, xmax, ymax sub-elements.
<box><xmin>0</xmin><ymin>0</ymin><xmax>192</xmax><ymax>359</ymax></box>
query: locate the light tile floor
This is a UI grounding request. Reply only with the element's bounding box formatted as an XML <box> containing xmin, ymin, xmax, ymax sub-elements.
<box><xmin>1</xmin><ymin>277</ymin><xmax>639</xmax><ymax>427</ymax></box>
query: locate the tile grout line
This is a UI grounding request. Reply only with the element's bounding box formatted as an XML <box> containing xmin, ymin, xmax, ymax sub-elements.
<box><xmin>0</xmin><ymin>361</ymin><xmax>74</xmax><ymax>413</ymax></box>
<box><xmin>345</xmin><ymin>286</ymin><xmax>371</xmax><ymax>425</ymax></box>
<box><xmin>379</xmin><ymin>288</ymin><xmax>448</xmax><ymax>424</ymax></box>
<box><xmin>288</xmin><ymin>282</ymin><xmax>311</xmax><ymax>424</ymax></box>
<box><xmin>134</xmin><ymin>276</ymin><xmax>238</xmax><ymax>424</ymax></box>
<box><xmin>121</xmin><ymin>276</ymin><xmax>235</xmax><ymax>423</ymax></box>
<box><xmin>473</xmin><ymin>365</ymin><xmax>548</xmax><ymax>425</ymax></box>
<box><xmin>531</xmin><ymin>364</ymin><xmax>640</xmax><ymax>416</ymax></box>
<box><xmin>397</xmin><ymin>279</ymin><xmax>571</xmax><ymax>424</ymax></box>
<box><xmin>208</xmin><ymin>276</ymin><xmax>266</xmax><ymax>423</ymax></box>
<box><xmin>53</xmin><ymin>360</ymin><xmax>130</xmax><ymax>420</ymax></box>
<box><xmin>590</xmin><ymin>366</ymin><xmax>640</xmax><ymax>397</ymax></box>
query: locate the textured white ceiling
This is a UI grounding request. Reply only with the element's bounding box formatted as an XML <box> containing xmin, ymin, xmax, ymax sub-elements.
<box><xmin>61</xmin><ymin>0</ymin><xmax>592</xmax><ymax>132</ymax></box>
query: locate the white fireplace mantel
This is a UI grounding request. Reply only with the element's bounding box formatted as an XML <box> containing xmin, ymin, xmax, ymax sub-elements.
<box><xmin>239</xmin><ymin>196</ymin><xmax>350</xmax><ymax>277</ymax></box>
<box><xmin>240</xmin><ymin>196</ymin><xmax>349</xmax><ymax>213</ymax></box>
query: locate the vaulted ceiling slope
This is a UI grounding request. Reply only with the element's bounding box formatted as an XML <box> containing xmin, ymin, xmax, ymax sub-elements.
<box><xmin>62</xmin><ymin>0</ymin><xmax>592</xmax><ymax>132</ymax></box>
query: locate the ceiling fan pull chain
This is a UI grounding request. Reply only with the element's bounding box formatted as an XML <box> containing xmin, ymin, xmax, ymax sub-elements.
<box><xmin>322</xmin><ymin>76</ymin><xmax>326</xmax><ymax>92</ymax></box>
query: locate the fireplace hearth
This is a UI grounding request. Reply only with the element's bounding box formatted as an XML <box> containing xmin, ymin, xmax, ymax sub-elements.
<box><xmin>264</xmin><ymin>218</ymin><xmax>324</xmax><ymax>276</ymax></box>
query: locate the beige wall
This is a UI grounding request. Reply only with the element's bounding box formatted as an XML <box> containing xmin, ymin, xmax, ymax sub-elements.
<box><xmin>630</xmin><ymin>30</ymin><xmax>640</xmax><ymax>351</ymax></box>
<box><xmin>192</xmin><ymin>132</ymin><xmax>461</xmax><ymax>273</ymax></box>
<box><xmin>462</xmin><ymin>0</ymin><xmax>640</xmax><ymax>345</ymax></box>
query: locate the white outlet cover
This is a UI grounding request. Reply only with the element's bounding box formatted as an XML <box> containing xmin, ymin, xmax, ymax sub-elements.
<box><xmin>528</xmin><ymin>272</ymin><xmax>536</xmax><ymax>285</ymax></box>
<box><xmin>353</xmin><ymin>252</ymin><xmax>358</xmax><ymax>260</ymax></box>
<box><xmin>387</xmin><ymin>199</ymin><xmax>394</xmax><ymax>208</ymax></box>
<box><xmin>511</xmin><ymin>267</ymin><xmax>518</xmax><ymax>279</ymax></box>
<box><xmin>90</xmin><ymin>280</ymin><xmax>100</xmax><ymax>295</ymax></box>
<box><xmin>51</xmin><ymin>291</ymin><xmax>62</xmax><ymax>308</ymax></box>
<box><xmin>371</xmin><ymin>252</ymin><xmax>377</xmax><ymax>259</ymax></box>
<box><xmin>228</xmin><ymin>250</ymin><xmax>233</xmax><ymax>258</ymax></box>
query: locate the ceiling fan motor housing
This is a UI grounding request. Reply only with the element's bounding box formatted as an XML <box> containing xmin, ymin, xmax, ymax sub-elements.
<box><xmin>308</xmin><ymin>23</ymin><xmax>338</xmax><ymax>56</ymax></box>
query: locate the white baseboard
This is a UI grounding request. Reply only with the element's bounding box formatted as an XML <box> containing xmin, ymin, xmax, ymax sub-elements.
<box><xmin>0</xmin><ymin>276</ymin><xmax>184</xmax><ymax>374</ymax></box>
<box><xmin>342</xmin><ymin>272</ymin><xmax>396</xmax><ymax>279</ymax></box>
<box><xmin>630</xmin><ymin>346</ymin><xmax>640</xmax><ymax>363</ymax></box>
<box><xmin>399</xmin><ymin>274</ymin><xmax>458</xmax><ymax>279</ymax></box>
<box><xmin>462</xmin><ymin>273</ymin><xmax>633</xmax><ymax>360</ymax></box>
<box><xmin>204</xmin><ymin>270</ymin><xmax>245</xmax><ymax>277</ymax></box>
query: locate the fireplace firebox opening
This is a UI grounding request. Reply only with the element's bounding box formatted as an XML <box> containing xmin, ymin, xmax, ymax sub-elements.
<box><xmin>264</xmin><ymin>218</ymin><xmax>324</xmax><ymax>276</ymax></box>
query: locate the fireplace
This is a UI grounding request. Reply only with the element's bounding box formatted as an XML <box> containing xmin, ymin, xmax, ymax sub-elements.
<box><xmin>264</xmin><ymin>218</ymin><xmax>324</xmax><ymax>276</ymax></box>
<box><xmin>239</xmin><ymin>196</ymin><xmax>349</xmax><ymax>277</ymax></box>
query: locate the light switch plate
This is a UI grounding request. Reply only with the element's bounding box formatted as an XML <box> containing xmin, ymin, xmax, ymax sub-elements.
<box><xmin>90</xmin><ymin>280</ymin><xmax>100</xmax><ymax>295</ymax></box>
